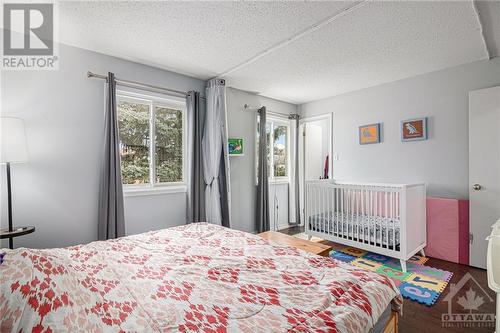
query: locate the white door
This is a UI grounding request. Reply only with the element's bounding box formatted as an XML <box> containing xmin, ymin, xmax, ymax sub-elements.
<box><xmin>298</xmin><ymin>115</ymin><xmax>332</xmax><ymax>223</ymax></box>
<box><xmin>469</xmin><ymin>86</ymin><xmax>500</xmax><ymax>269</ymax></box>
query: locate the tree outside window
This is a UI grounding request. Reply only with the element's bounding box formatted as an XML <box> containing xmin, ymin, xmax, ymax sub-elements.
<box><xmin>256</xmin><ymin>116</ymin><xmax>289</xmax><ymax>181</ymax></box>
<box><xmin>117</xmin><ymin>94</ymin><xmax>185</xmax><ymax>187</ymax></box>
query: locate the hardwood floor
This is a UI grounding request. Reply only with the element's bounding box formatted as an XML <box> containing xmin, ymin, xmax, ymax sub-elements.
<box><xmin>279</xmin><ymin>226</ymin><xmax>496</xmax><ymax>333</ymax></box>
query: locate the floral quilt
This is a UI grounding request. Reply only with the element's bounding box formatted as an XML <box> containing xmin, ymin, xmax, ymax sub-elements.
<box><xmin>1</xmin><ymin>223</ymin><xmax>402</xmax><ymax>333</ymax></box>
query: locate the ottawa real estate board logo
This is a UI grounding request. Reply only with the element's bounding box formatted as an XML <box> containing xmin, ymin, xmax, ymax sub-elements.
<box><xmin>2</xmin><ymin>2</ymin><xmax>58</xmax><ymax>70</ymax></box>
<box><xmin>442</xmin><ymin>272</ymin><xmax>495</xmax><ymax>329</ymax></box>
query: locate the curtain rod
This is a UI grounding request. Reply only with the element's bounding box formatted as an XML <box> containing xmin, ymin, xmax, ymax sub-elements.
<box><xmin>244</xmin><ymin>104</ymin><xmax>299</xmax><ymax>120</ymax></box>
<box><xmin>87</xmin><ymin>71</ymin><xmax>206</xmax><ymax>99</ymax></box>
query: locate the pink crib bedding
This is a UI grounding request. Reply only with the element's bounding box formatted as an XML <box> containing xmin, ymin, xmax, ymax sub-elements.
<box><xmin>1</xmin><ymin>223</ymin><xmax>402</xmax><ymax>332</ymax></box>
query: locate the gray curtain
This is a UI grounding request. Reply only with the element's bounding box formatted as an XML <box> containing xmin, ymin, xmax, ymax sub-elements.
<box><xmin>218</xmin><ymin>151</ymin><xmax>230</xmax><ymax>228</ymax></box>
<box><xmin>186</xmin><ymin>91</ymin><xmax>206</xmax><ymax>223</ymax></box>
<box><xmin>256</xmin><ymin>107</ymin><xmax>270</xmax><ymax>233</ymax></box>
<box><xmin>293</xmin><ymin>114</ymin><xmax>301</xmax><ymax>224</ymax></box>
<box><xmin>219</xmin><ymin>82</ymin><xmax>231</xmax><ymax>228</ymax></box>
<box><xmin>203</xmin><ymin>78</ymin><xmax>231</xmax><ymax>226</ymax></box>
<box><xmin>98</xmin><ymin>72</ymin><xmax>125</xmax><ymax>240</ymax></box>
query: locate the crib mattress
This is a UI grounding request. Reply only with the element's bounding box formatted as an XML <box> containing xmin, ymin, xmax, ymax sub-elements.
<box><xmin>309</xmin><ymin>212</ymin><xmax>401</xmax><ymax>247</ymax></box>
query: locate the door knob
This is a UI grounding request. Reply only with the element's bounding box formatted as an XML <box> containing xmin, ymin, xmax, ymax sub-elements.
<box><xmin>472</xmin><ymin>184</ymin><xmax>482</xmax><ymax>191</ymax></box>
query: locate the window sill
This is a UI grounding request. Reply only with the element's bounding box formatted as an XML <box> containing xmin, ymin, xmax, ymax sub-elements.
<box><xmin>269</xmin><ymin>178</ymin><xmax>290</xmax><ymax>185</ymax></box>
<box><xmin>124</xmin><ymin>185</ymin><xmax>187</xmax><ymax>197</ymax></box>
<box><xmin>255</xmin><ymin>179</ymin><xmax>290</xmax><ymax>186</ymax></box>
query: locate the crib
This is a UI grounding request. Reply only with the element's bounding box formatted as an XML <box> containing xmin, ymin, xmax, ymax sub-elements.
<box><xmin>305</xmin><ymin>180</ymin><xmax>426</xmax><ymax>272</ymax></box>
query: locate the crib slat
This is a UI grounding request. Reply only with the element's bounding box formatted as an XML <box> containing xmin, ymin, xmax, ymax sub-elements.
<box><xmin>336</xmin><ymin>187</ymin><xmax>339</xmax><ymax>237</ymax></box>
<box><xmin>340</xmin><ymin>187</ymin><xmax>343</xmax><ymax>238</ymax></box>
<box><xmin>354</xmin><ymin>188</ymin><xmax>358</xmax><ymax>241</ymax></box>
<box><xmin>393</xmin><ymin>190</ymin><xmax>396</xmax><ymax>250</ymax></box>
<box><xmin>359</xmin><ymin>189</ymin><xmax>363</xmax><ymax>243</ymax></box>
<box><xmin>341</xmin><ymin>187</ymin><xmax>344</xmax><ymax>238</ymax></box>
<box><xmin>365</xmin><ymin>188</ymin><xmax>368</xmax><ymax>243</ymax></box>
<box><xmin>316</xmin><ymin>186</ymin><xmax>320</xmax><ymax>232</ymax></box>
<box><xmin>356</xmin><ymin>191</ymin><xmax>361</xmax><ymax>242</ymax></box>
<box><xmin>361</xmin><ymin>190</ymin><xmax>368</xmax><ymax>243</ymax></box>
<box><xmin>390</xmin><ymin>190</ymin><xmax>393</xmax><ymax>250</ymax></box>
<box><xmin>347</xmin><ymin>188</ymin><xmax>350</xmax><ymax>240</ymax></box>
<box><xmin>350</xmin><ymin>188</ymin><xmax>353</xmax><ymax>240</ymax></box>
<box><xmin>385</xmin><ymin>190</ymin><xmax>388</xmax><ymax>249</ymax></box>
<box><xmin>351</xmin><ymin>188</ymin><xmax>355</xmax><ymax>240</ymax></box>
<box><xmin>322</xmin><ymin>186</ymin><xmax>329</xmax><ymax>233</ymax></box>
<box><xmin>394</xmin><ymin>191</ymin><xmax>398</xmax><ymax>250</ymax></box>
<box><xmin>329</xmin><ymin>185</ymin><xmax>332</xmax><ymax>236</ymax></box>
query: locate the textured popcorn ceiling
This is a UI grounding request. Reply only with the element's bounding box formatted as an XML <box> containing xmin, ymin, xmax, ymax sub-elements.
<box><xmin>60</xmin><ymin>1</ymin><xmax>490</xmax><ymax>104</ymax></box>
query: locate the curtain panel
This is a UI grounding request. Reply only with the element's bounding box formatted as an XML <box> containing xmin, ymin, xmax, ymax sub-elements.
<box><xmin>186</xmin><ymin>91</ymin><xmax>206</xmax><ymax>223</ymax></box>
<box><xmin>98</xmin><ymin>72</ymin><xmax>126</xmax><ymax>240</ymax></box>
<box><xmin>293</xmin><ymin>114</ymin><xmax>301</xmax><ymax>224</ymax></box>
<box><xmin>202</xmin><ymin>78</ymin><xmax>231</xmax><ymax>227</ymax></box>
<box><xmin>256</xmin><ymin>107</ymin><xmax>270</xmax><ymax>233</ymax></box>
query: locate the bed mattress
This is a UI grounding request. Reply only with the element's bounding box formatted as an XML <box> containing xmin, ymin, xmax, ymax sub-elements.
<box><xmin>309</xmin><ymin>212</ymin><xmax>401</xmax><ymax>247</ymax></box>
<box><xmin>1</xmin><ymin>223</ymin><xmax>401</xmax><ymax>332</ymax></box>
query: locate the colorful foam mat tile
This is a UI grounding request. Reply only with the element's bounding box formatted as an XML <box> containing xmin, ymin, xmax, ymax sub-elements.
<box><xmin>407</xmin><ymin>254</ymin><xmax>429</xmax><ymax>265</ymax></box>
<box><xmin>329</xmin><ymin>251</ymin><xmax>356</xmax><ymax>263</ymax></box>
<box><xmin>383</xmin><ymin>258</ymin><xmax>406</xmax><ymax>270</ymax></box>
<box><xmin>362</xmin><ymin>252</ymin><xmax>391</xmax><ymax>264</ymax></box>
<box><xmin>406</xmin><ymin>263</ymin><xmax>453</xmax><ymax>282</ymax></box>
<box><xmin>340</xmin><ymin>246</ymin><xmax>367</xmax><ymax>258</ymax></box>
<box><xmin>381</xmin><ymin>258</ymin><xmax>452</xmax><ymax>280</ymax></box>
<box><xmin>405</xmin><ymin>273</ymin><xmax>449</xmax><ymax>293</ymax></box>
<box><xmin>351</xmin><ymin>258</ymin><xmax>382</xmax><ymax>272</ymax></box>
<box><xmin>400</xmin><ymin>282</ymin><xmax>440</xmax><ymax>306</ymax></box>
<box><xmin>375</xmin><ymin>266</ymin><xmax>413</xmax><ymax>282</ymax></box>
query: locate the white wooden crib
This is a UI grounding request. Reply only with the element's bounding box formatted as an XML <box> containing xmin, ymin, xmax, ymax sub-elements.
<box><xmin>305</xmin><ymin>180</ymin><xmax>426</xmax><ymax>272</ymax></box>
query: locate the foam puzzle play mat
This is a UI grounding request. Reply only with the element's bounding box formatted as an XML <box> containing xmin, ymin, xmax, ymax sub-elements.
<box><xmin>329</xmin><ymin>245</ymin><xmax>453</xmax><ymax>306</ymax></box>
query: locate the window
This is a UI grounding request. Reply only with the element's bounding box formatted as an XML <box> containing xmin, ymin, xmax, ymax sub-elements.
<box><xmin>256</xmin><ymin>116</ymin><xmax>289</xmax><ymax>181</ymax></box>
<box><xmin>273</xmin><ymin>124</ymin><xmax>288</xmax><ymax>177</ymax></box>
<box><xmin>117</xmin><ymin>92</ymin><xmax>186</xmax><ymax>192</ymax></box>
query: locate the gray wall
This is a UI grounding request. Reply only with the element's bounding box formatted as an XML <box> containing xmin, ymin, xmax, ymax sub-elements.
<box><xmin>226</xmin><ymin>88</ymin><xmax>298</xmax><ymax>233</ymax></box>
<box><xmin>299</xmin><ymin>58</ymin><xmax>500</xmax><ymax>199</ymax></box>
<box><xmin>4</xmin><ymin>42</ymin><xmax>496</xmax><ymax>248</ymax></box>
<box><xmin>1</xmin><ymin>43</ymin><xmax>206</xmax><ymax>249</ymax></box>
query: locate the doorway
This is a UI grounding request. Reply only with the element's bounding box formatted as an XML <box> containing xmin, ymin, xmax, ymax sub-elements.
<box><xmin>469</xmin><ymin>86</ymin><xmax>500</xmax><ymax>269</ymax></box>
<box><xmin>298</xmin><ymin>114</ymin><xmax>333</xmax><ymax>224</ymax></box>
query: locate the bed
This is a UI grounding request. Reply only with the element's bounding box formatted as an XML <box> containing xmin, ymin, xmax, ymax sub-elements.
<box><xmin>306</xmin><ymin>180</ymin><xmax>426</xmax><ymax>272</ymax></box>
<box><xmin>1</xmin><ymin>223</ymin><xmax>402</xmax><ymax>332</ymax></box>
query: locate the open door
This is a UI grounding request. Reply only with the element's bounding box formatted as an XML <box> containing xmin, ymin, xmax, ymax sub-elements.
<box><xmin>298</xmin><ymin>114</ymin><xmax>332</xmax><ymax>224</ymax></box>
<box><xmin>469</xmin><ymin>86</ymin><xmax>500</xmax><ymax>269</ymax></box>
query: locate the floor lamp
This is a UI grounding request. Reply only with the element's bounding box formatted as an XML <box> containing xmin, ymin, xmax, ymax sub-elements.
<box><xmin>1</xmin><ymin>117</ymin><xmax>29</xmax><ymax>249</ymax></box>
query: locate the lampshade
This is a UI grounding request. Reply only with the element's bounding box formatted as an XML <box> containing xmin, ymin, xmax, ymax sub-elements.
<box><xmin>1</xmin><ymin>117</ymin><xmax>29</xmax><ymax>163</ymax></box>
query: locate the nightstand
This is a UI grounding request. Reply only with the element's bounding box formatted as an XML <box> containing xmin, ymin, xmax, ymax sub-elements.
<box><xmin>1</xmin><ymin>226</ymin><xmax>35</xmax><ymax>249</ymax></box>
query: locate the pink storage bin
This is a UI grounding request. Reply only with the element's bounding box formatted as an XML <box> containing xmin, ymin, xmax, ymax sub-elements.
<box><xmin>425</xmin><ymin>197</ymin><xmax>469</xmax><ymax>265</ymax></box>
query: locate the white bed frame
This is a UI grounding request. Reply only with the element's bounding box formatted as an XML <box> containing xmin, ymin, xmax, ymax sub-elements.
<box><xmin>305</xmin><ymin>180</ymin><xmax>426</xmax><ymax>272</ymax></box>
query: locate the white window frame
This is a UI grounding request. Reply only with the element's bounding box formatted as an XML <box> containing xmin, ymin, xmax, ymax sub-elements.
<box><xmin>116</xmin><ymin>90</ymin><xmax>187</xmax><ymax>196</ymax></box>
<box><xmin>255</xmin><ymin>114</ymin><xmax>291</xmax><ymax>184</ymax></box>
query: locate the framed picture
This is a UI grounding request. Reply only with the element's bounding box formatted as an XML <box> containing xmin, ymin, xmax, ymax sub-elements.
<box><xmin>359</xmin><ymin>123</ymin><xmax>381</xmax><ymax>145</ymax></box>
<box><xmin>228</xmin><ymin>138</ymin><xmax>244</xmax><ymax>156</ymax></box>
<box><xmin>401</xmin><ymin>117</ymin><xmax>428</xmax><ymax>142</ymax></box>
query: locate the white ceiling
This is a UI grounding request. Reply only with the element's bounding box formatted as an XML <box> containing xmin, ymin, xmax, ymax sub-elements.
<box><xmin>60</xmin><ymin>1</ymin><xmax>495</xmax><ymax>104</ymax></box>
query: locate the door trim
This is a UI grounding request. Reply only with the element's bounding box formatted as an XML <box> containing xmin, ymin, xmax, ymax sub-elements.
<box><xmin>298</xmin><ymin>113</ymin><xmax>333</xmax><ymax>225</ymax></box>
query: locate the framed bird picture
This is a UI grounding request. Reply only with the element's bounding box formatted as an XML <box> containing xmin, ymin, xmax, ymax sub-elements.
<box><xmin>228</xmin><ymin>138</ymin><xmax>244</xmax><ymax>156</ymax></box>
<box><xmin>359</xmin><ymin>123</ymin><xmax>381</xmax><ymax>145</ymax></box>
<box><xmin>401</xmin><ymin>117</ymin><xmax>428</xmax><ymax>142</ymax></box>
